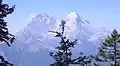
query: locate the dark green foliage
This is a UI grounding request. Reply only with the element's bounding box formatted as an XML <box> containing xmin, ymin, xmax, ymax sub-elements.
<box><xmin>97</xmin><ymin>29</ymin><xmax>120</xmax><ymax>66</ymax></box>
<box><xmin>49</xmin><ymin>20</ymin><xmax>94</xmax><ymax>66</ymax></box>
<box><xmin>0</xmin><ymin>56</ymin><xmax>13</xmax><ymax>66</ymax></box>
<box><xmin>71</xmin><ymin>52</ymin><xmax>94</xmax><ymax>66</ymax></box>
<box><xmin>0</xmin><ymin>0</ymin><xmax>15</xmax><ymax>47</ymax></box>
<box><xmin>50</xmin><ymin>62</ymin><xmax>67</xmax><ymax>66</ymax></box>
<box><xmin>0</xmin><ymin>0</ymin><xmax>15</xmax><ymax>66</ymax></box>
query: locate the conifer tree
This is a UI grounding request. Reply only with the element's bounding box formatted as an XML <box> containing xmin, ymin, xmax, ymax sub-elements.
<box><xmin>0</xmin><ymin>0</ymin><xmax>15</xmax><ymax>66</ymax></box>
<box><xmin>97</xmin><ymin>29</ymin><xmax>120</xmax><ymax>66</ymax></box>
<box><xmin>49</xmin><ymin>20</ymin><xmax>76</xmax><ymax>66</ymax></box>
<box><xmin>0</xmin><ymin>0</ymin><xmax>15</xmax><ymax>46</ymax></box>
<box><xmin>49</xmin><ymin>20</ymin><xmax>94</xmax><ymax>66</ymax></box>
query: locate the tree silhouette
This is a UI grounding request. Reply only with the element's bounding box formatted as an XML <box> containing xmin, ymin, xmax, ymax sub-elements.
<box><xmin>49</xmin><ymin>20</ymin><xmax>76</xmax><ymax>66</ymax></box>
<box><xmin>0</xmin><ymin>0</ymin><xmax>15</xmax><ymax>66</ymax></box>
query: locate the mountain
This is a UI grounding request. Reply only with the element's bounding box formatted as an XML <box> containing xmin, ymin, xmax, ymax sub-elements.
<box><xmin>0</xmin><ymin>12</ymin><xmax>110</xmax><ymax>66</ymax></box>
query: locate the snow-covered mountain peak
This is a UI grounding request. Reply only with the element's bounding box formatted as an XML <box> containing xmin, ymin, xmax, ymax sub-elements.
<box><xmin>16</xmin><ymin>13</ymin><xmax>57</xmax><ymax>46</ymax></box>
<box><xmin>22</xmin><ymin>13</ymin><xmax>56</xmax><ymax>34</ymax></box>
<box><xmin>68</xmin><ymin>12</ymin><xmax>79</xmax><ymax>18</ymax></box>
<box><xmin>54</xmin><ymin>12</ymin><xmax>91</xmax><ymax>39</ymax></box>
<box><xmin>66</xmin><ymin>12</ymin><xmax>89</xmax><ymax>24</ymax></box>
<box><xmin>58</xmin><ymin>12</ymin><xmax>89</xmax><ymax>31</ymax></box>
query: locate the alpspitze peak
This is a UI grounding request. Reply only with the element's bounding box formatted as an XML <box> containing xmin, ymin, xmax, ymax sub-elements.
<box><xmin>67</xmin><ymin>12</ymin><xmax>89</xmax><ymax>25</ymax></box>
<box><xmin>62</xmin><ymin>12</ymin><xmax>88</xmax><ymax>30</ymax></box>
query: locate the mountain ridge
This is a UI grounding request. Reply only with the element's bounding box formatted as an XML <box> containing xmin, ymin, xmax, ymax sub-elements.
<box><xmin>1</xmin><ymin>12</ymin><xmax>110</xmax><ymax>66</ymax></box>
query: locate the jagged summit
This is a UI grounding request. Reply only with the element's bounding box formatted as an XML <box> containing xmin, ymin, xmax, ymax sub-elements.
<box><xmin>56</xmin><ymin>12</ymin><xmax>87</xmax><ymax>28</ymax></box>
<box><xmin>1</xmin><ymin>12</ymin><xmax>110</xmax><ymax>66</ymax></box>
<box><xmin>67</xmin><ymin>12</ymin><xmax>89</xmax><ymax>24</ymax></box>
<box><xmin>23</xmin><ymin>13</ymin><xmax>56</xmax><ymax>35</ymax></box>
<box><xmin>31</xmin><ymin>13</ymin><xmax>56</xmax><ymax>24</ymax></box>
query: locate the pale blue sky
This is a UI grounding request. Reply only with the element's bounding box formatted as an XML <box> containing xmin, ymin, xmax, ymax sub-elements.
<box><xmin>4</xmin><ymin>0</ymin><xmax>120</xmax><ymax>33</ymax></box>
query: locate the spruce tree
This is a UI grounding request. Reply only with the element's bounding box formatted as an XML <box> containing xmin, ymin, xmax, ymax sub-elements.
<box><xmin>49</xmin><ymin>20</ymin><xmax>94</xmax><ymax>66</ymax></box>
<box><xmin>97</xmin><ymin>29</ymin><xmax>120</xmax><ymax>66</ymax></box>
<box><xmin>0</xmin><ymin>0</ymin><xmax>15</xmax><ymax>66</ymax></box>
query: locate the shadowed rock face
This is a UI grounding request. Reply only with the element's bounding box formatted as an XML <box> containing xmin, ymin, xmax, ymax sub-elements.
<box><xmin>0</xmin><ymin>12</ymin><xmax>110</xmax><ymax>66</ymax></box>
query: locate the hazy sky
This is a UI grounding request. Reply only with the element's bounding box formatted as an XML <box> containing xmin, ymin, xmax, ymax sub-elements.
<box><xmin>4</xmin><ymin>0</ymin><xmax>120</xmax><ymax>33</ymax></box>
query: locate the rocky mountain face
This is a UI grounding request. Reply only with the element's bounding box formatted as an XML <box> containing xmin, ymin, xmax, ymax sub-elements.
<box><xmin>0</xmin><ymin>12</ymin><xmax>110</xmax><ymax>66</ymax></box>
